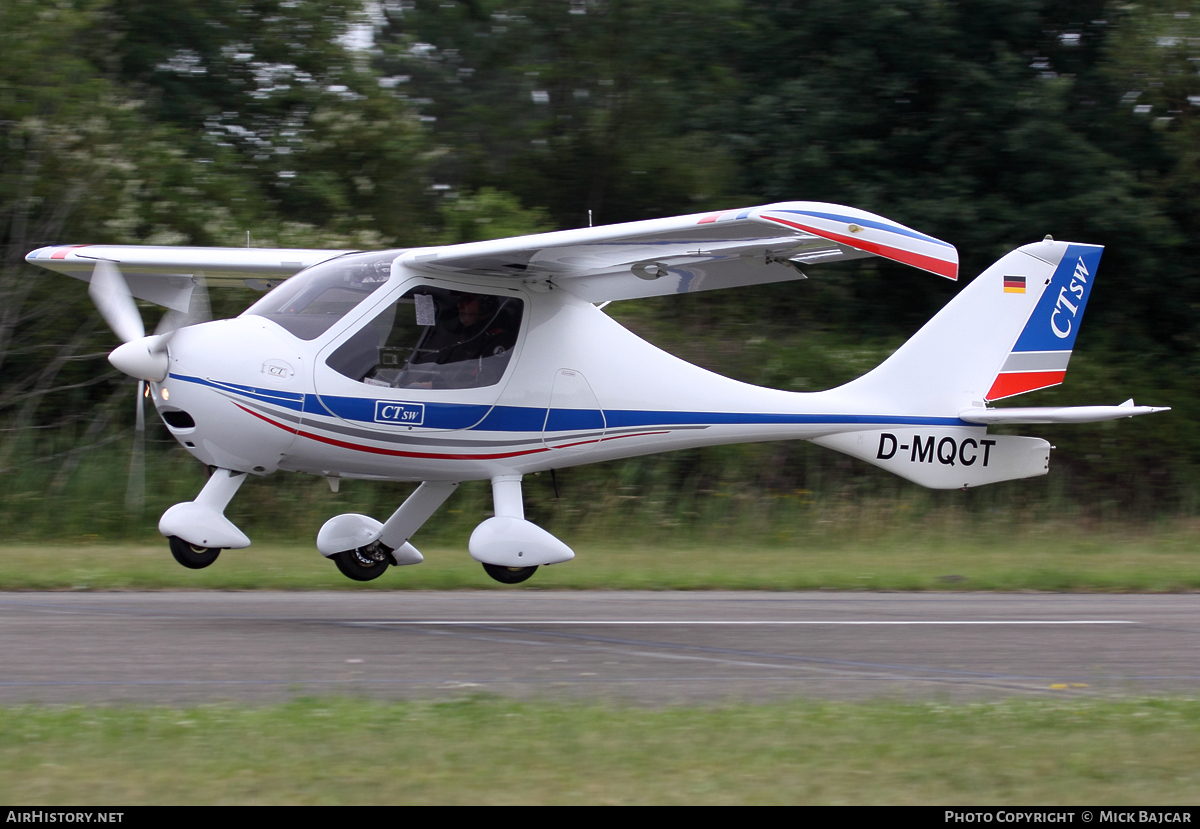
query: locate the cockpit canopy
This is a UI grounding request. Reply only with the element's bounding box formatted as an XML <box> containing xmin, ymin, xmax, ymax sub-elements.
<box><xmin>326</xmin><ymin>285</ymin><xmax>524</xmax><ymax>390</ymax></box>
<box><xmin>243</xmin><ymin>250</ymin><xmax>398</xmax><ymax>340</ymax></box>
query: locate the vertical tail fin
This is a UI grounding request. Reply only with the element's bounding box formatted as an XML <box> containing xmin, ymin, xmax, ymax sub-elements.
<box><xmin>837</xmin><ymin>240</ymin><xmax>1103</xmax><ymax>414</ymax></box>
<box><xmin>986</xmin><ymin>244</ymin><xmax>1102</xmax><ymax>400</ymax></box>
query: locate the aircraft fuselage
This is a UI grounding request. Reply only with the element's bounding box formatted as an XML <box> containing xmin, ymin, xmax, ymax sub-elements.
<box><xmin>152</xmin><ymin>266</ymin><xmax>968</xmax><ymax>484</ymax></box>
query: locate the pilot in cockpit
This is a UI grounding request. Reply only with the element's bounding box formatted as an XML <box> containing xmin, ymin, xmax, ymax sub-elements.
<box><xmin>402</xmin><ymin>292</ymin><xmax>519</xmax><ymax>388</ymax></box>
<box><xmin>332</xmin><ymin>287</ymin><xmax>522</xmax><ymax>390</ymax></box>
<box><xmin>418</xmin><ymin>295</ymin><xmax>505</xmax><ymax>361</ymax></box>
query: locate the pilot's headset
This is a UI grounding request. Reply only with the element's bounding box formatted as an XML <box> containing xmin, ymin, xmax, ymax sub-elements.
<box><xmin>477</xmin><ymin>294</ymin><xmax>501</xmax><ymax>320</ymax></box>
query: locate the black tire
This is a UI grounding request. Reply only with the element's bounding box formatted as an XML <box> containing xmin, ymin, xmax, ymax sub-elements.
<box><xmin>482</xmin><ymin>563</ymin><xmax>538</xmax><ymax>584</ymax></box>
<box><xmin>168</xmin><ymin>536</ymin><xmax>221</xmax><ymax>570</ymax></box>
<box><xmin>334</xmin><ymin>547</ymin><xmax>391</xmax><ymax>582</ymax></box>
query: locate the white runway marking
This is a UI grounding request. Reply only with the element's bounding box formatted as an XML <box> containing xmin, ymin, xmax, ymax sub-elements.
<box><xmin>355</xmin><ymin>620</ymin><xmax>1135</xmax><ymax>626</ymax></box>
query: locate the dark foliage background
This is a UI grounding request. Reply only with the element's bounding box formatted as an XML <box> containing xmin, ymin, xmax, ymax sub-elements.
<box><xmin>1</xmin><ymin>0</ymin><xmax>1197</xmax><ymax>539</ymax></box>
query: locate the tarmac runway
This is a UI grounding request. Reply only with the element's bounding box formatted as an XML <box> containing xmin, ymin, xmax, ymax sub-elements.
<box><xmin>1</xmin><ymin>591</ymin><xmax>1198</xmax><ymax>705</ymax></box>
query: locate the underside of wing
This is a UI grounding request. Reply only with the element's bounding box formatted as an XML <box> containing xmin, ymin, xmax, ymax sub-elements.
<box><xmin>25</xmin><ymin>245</ymin><xmax>355</xmax><ymax>311</ymax></box>
<box><xmin>399</xmin><ymin>201</ymin><xmax>958</xmax><ymax>302</ymax></box>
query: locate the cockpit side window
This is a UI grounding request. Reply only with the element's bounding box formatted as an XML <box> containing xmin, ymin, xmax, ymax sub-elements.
<box><xmin>244</xmin><ymin>251</ymin><xmax>397</xmax><ymax>340</ymax></box>
<box><xmin>326</xmin><ymin>286</ymin><xmax>523</xmax><ymax>390</ymax></box>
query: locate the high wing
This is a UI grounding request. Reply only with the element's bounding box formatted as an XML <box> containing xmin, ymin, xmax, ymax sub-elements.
<box><xmin>25</xmin><ymin>245</ymin><xmax>354</xmax><ymax>311</ymax></box>
<box><xmin>398</xmin><ymin>201</ymin><xmax>958</xmax><ymax>302</ymax></box>
<box><xmin>25</xmin><ymin>201</ymin><xmax>957</xmax><ymax>309</ymax></box>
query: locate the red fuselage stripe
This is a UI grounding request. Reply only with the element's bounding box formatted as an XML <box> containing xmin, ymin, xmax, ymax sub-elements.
<box><xmin>548</xmin><ymin>431</ymin><xmax>670</xmax><ymax>450</ymax></box>
<box><xmin>236</xmin><ymin>403</ymin><xmax>668</xmax><ymax>460</ymax></box>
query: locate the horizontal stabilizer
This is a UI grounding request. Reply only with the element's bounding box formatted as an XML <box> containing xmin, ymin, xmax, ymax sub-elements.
<box><xmin>812</xmin><ymin>428</ymin><xmax>1050</xmax><ymax>489</ymax></box>
<box><xmin>960</xmin><ymin>399</ymin><xmax>1169</xmax><ymax>425</ymax></box>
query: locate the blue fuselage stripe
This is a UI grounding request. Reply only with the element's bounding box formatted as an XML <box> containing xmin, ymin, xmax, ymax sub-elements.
<box><xmin>171</xmin><ymin>374</ymin><xmax>971</xmax><ymax>432</ymax></box>
<box><xmin>169</xmin><ymin>374</ymin><xmax>306</xmax><ymax>411</ymax></box>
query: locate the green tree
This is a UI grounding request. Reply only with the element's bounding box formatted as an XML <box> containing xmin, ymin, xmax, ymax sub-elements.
<box><xmin>375</xmin><ymin>0</ymin><xmax>743</xmax><ymax>229</ymax></box>
<box><xmin>436</xmin><ymin>187</ymin><xmax>553</xmax><ymax>243</ymax></box>
<box><xmin>0</xmin><ymin>0</ymin><xmax>437</xmax><ymax>471</ymax></box>
<box><xmin>91</xmin><ymin>0</ymin><xmax>436</xmax><ymax>245</ymax></box>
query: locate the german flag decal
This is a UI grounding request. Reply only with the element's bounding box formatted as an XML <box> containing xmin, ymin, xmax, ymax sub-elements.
<box><xmin>1003</xmin><ymin>275</ymin><xmax>1026</xmax><ymax>294</ymax></box>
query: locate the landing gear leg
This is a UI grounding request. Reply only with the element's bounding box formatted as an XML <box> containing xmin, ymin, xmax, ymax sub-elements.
<box><xmin>318</xmin><ymin>482</ymin><xmax>460</xmax><ymax>582</ymax></box>
<box><xmin>468</xmin><ymin>475</ymin><xmax>574</xmax><ymax>583</ymax></box>
<box><xmin>378</xmin><ymin>482</ymin><xmax>460</xmax><ymax>551</ymax></box>
<box><xmin>159</xmin><ymin>468</ymin><xmax>250</xmax><ymax>569</ymax></box>
<box><xmin>481</xmin><ymin>476</ymin><xmax>539</xmax><ymax>585</ymax></box>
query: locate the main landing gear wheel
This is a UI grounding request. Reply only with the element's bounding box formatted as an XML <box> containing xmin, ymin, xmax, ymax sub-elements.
<box><xmin>168</xmin><ymin>536</ymin><xmax>221</xmax><ymax>570</ymax></box>
<box><xmin>482</xmin><ymin>563</ymin><xmax>538</xmax><ymax>584</ymax></box>
<box><xmin>334</xmin><ymin>547</ymin><xmax>391</xmax><ymax>582</ymax></box>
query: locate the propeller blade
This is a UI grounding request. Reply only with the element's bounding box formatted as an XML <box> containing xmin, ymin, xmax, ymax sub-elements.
<box><xmin>153</xmin><ymin>309</ymin><xmax>188</xmax><ymax>339</ymax></box>
<box><xmin>125</xmin><ymin>380</ymin><xmax>146</xmax><ymax>515</ymax></box>
<box><xmin>188</xmin><ymin>272</ymin><xmax>211</xmax><ymax>326</ymax></box>
<box><xmin>135</xmin><ymin>379</ymin><xmax>146</xmax><ymax>431</ymax></box>
<box><xmin>151</xmin><ymin>273</ymin><xmax>210</xmax><ymax>352</ymax></box>
<box><xmin>88</xmin><ymin>261</ymin><xmax>145</xmax><ymax>343</ymax></box>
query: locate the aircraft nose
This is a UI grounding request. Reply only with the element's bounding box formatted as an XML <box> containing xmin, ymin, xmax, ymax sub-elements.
<box><xmin>153</xmin><ymin>317</ymin><xmax>306</xmax><ymax>474</ymax></box>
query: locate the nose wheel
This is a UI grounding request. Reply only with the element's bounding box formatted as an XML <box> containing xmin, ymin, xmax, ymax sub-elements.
<box><xmin>482</xmin><ymin>563</ymin><xmax>538</xmax><ymax>584</ymax></box>
<box><xmin>333</xmin><ymin>546</ymin><xmax>391</xmax><ymax>582</ymax></box>
<box><xmin>167</xmin><ymin>536</ymin><xmax>221</xmax><ymax>569</ymax></box>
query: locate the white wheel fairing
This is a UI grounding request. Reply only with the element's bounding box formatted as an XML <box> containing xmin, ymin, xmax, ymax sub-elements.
<box><xmin>316</xmin><ymin>513</ymin><xmax>383</xmax><ymax>557</ymax></box>
<box><xmin>469</xmin><ymin>517</ymin><xmax>574</xmax><ymax>567</ymax></box>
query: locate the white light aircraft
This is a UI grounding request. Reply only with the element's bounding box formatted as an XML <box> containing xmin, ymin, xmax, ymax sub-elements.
<box><xmin>27</xmin><ymin>202</ymin><xmax>1167</xmax><ymax>582</ymax></box>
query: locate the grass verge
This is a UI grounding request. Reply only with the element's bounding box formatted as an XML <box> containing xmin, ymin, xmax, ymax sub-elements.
<box><xmin>3</xmin><ymin>696</ymin><xmax>1199</xmax><ymax>804</ymax></box>
<box><xmin>2</xmin><ymin>519</ymin><xmax>1199</xmax><ymax>590</ymax></box>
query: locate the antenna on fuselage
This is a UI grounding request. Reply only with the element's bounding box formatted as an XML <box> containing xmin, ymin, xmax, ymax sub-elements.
<box><xmin>588</xmin><ymin>209</ymin><xmax>593</xmax><ymax>228</ymax></box>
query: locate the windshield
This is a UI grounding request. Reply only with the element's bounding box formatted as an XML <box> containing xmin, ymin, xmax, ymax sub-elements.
<box><xmin>243</xmin><ymin>250</ymin><xmax>399</xmax><ymax>340</ymax></box>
